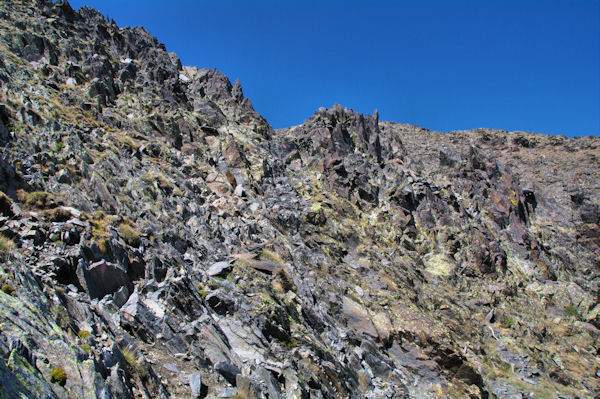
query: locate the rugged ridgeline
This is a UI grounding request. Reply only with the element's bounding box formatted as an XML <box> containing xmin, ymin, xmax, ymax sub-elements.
<box><xmin>0</xmin><ymin>1</ymin><xmax>599</xmax><ymax>398</ymax></box>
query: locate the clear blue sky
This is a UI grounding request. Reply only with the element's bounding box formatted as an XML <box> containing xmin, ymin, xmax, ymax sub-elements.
<box><xmin>69</xmin><ymin>0</ymin><xmax>599</xmax><ymax>137</ymax></box>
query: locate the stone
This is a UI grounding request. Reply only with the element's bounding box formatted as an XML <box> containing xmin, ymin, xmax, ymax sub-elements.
<box><xmin>284</xmin><ymin>368</ymin><xmax>304</xmax><ymax>399</ymax></box>
<box><xmin>580</xmin><ymin>202</ymin><xmax>599</xmax><ymax>224</ymax></box>
<box><xmin>234</xmin><ymin>185</ymin><xmax>244</xmax><ymax>197</ymax></box>
<box><xmin>113</xmin><ymin>285</ymin><xmax>130</xmax><ymax>308</ymax></box>
<box><xmin>164</xmin><ymin>363</ymin><xmax>179</xmax><ymax>373</ymax></box>
<box><xmin>254</xmin><ymin>366</ymin><xmax>281</xmax><ymax>399</ymax></box>
<box><xmin>188</xmin><ymin>373</ymin><xmax>202</xmax><ymax>397</ymax></box>
<box><xmin>0</xmin><ymin>118</ymin><xmax>9</xmax><ymax>144</ymax></box>
<box><xmin>217</xmin><ymin>387</ymin><xmax>238</xmax><ymax>398</ymax></box>
<box><xmin>207</xmin><ymin>182</ymin><xmax>229</xmax><ymax>195</ymax></box>
<box><xmin>342</xmin><ymin>296</ymin><xmax>378</xmax><ymax>338</ymax></box>
<box><xmin>109</xmin><ymin>366</ymin><xmax>135</xmax><ymax>399</ymax></box>
<box><xmin>83</xmin><ymin>260</ymin><xmax>130</xmax><ymax>299</ymax></box>
<box><xmin>207</xmin><ymin>261</ymin><xmax>232</xmax><ymax>277</ymax></box>
<box><xmin>214</xmin><ymin>361</ymin><xmax>241</xmax><ymax>385</ymax></box>
<box><xmin>0</xmin><ymin>2</ymin><xmax>598</xmax><ymax>398</ymax></box>
<box><xmin>248</xmin><ymin>260</ymin><xmax>280</xmax><ymax>274</ymax></box>
<box><xmin>56</xmin><ymin>169</ymin><xmax>72</xmax><ymax>184</ymax></box>
<box><xmin>439</xmin><ymin>146</ymin><xmax>461</xmax><ymax>167</ymax></box>
<box><xmin>205</xmin><ymin>290</ymin><xmax>234</xmax><ymax>315</ymax></box>
<box><xmin>249</xmin><ymin>202</ymin><xmax>261</xmax><ymax>212</ymax></box>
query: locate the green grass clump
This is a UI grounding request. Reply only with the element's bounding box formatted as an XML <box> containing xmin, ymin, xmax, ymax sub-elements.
<box><xmin>96</xmin><ymin>238</ymin><xmax>108</xmax><ymax>254</ymax></box>
<box><xmin>79</xmin><ymin>344</ymin><xmax>91</xmax><ymax>355</ymax></box>
<box><xmin>120</xmin><ymin>348</ymin><xmax>137</xmax><ymax>372</ymax></box>
<box><xmin>116</xmin><ymin>133</ymin><xmax>140</xmax><ymax>151</ymax></box>
<box><xmin>141</xmin><ymin>172</ymin><xmax>155</xmax><ymax>185</ymax></box>
<box><xmin>281</xmin><ymin>337</ymin><xmax>301</xmax><ymax>349</ymax></box>
<box><xmin>309</xmin><ymin>202</ymin><xmax>322</xmax><ymax>213</ymax></box>
<box><xmin>120</xmin><ymin>348</ymin><xmax>151</xmax><ymax>382</ymax></box>
<box><xmin>564</xmin><ymin>304</ymin><xmax>580</xmax><ymax>318</ymax></box>
<box><xmin>17</xmin><ymin>190</ymin><xmax>55</xmax><ymax>209</ymax></box>
<box><xmin>89</xmin><ymin>213</ymin><xmax>108</xmax><ymax>235</ymax></box>
<box><xmin>156</xmin><ymin>173</ymin><xmax>173</xmax><ymax>193</ymax></box>
<box><xmin>501</xmin><ymin>317</ymin><xmax>515</xmax><ymax>329</ymax></box>
<box><xmin>207</xmin><ymin>278</ymin><xmax>224</xmax><ymax>290</ymax></box>
<box><xmin>1</xmin><ymin>284</ymin><xmax>15</xmax><ymax>296</ymax></box>
<box><xmin>261</xmin><ymin>249</ymin><xmax>284</xmax><ymax>266</ymax></box>
<box><xmin>277</xmin><ymin>269</ymin><xmax>295</xmax><ymax>292</ymax></box>
<box><xmin>50</xmin><ymin>141</ymin><xmax>65</xmax><ymax>154</ymax></box>
<box><xmin>43</xmin><ymin>207</ymin><xmax>72</xmax><ymax>222</ymax></box>
<box><xmin>77</xmin><ymin>330</ymin><xmax>91</xmax><ymax>339</ymax></box>
<box><xmin>234</xmin><ymin>258</ymin><xmax>251</xmax><ymax>268</ymax></box>
<box><xmin>88</xmin><ymin>211</ymin><xmax>120</xmax><ymax>253</ymax></box>
<box><xmin>118</xmin><ymin>223</ymin><xmax>141</xmax><ymax>247</ymax></box>
<box><xmin>198</xmin><ymin>289</ymin><xmax>208</xmax><ymax>299</ymax></box>
<box><xmin>0</xmin><ymin>235</ymin><xmax>14</xmax><ymax>260</ymax></box>
<box><xmin>50</xmin><ymin>367</ymin><xmax>67</xmax><ymax>386</ymax></box>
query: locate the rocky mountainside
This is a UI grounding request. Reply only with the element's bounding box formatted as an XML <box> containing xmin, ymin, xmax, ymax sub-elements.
<box><xmin>0</xmin><ymin>1</ymin><xmax>598</xmax><ymax>398</ymax></box>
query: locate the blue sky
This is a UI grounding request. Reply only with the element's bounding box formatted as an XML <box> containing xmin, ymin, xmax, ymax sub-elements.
<box><xmin>69</xmin><ymin>0</ymin><xmax>599</xmax><ymax>137</ymax></box>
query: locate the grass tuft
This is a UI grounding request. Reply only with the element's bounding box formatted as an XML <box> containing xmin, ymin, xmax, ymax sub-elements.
<box><xmin>0</xmin><ymin>235</ymin><xmax>14</xmax><ymax>260</ymax></box>
<box><xmin>43</xmin><ymin>207</ymin><xmax>71</xmax><ymax>222</ymax></box>
<box><xmin>79</xmin><ymin>343</ymin><xmax>91</xmax><ymax>355</ymax></box>
<box><xmin>17</xmin><ymin>190</ymin><xmax>55</xmax><ymax>209</ymax></box>
<box><xmin>261</xmin><ymin>249</ymin><xmax>284</xmax><ymax>266</ymax></box>
<box><xmin>564</xmin><ymin>304</ymin><xmax>580</xmax><ymax>319</ymax></box>
<box><xmin>120</xmin><ymin>347</ymin><xmax>151</xmax><ymax>383</ymax></box>
<box><xmin>277</xmin><ymin>268</ymin><xmax>295</xmax><ymax>292</ymax></box>
<box><xmin>50</xmin><ymin>367</ymin><xmax>67</xmax><ymax>386</ymax></box>
<box><xmin>1</xmin><ymin>284</ymin><xmax>15</xmax><ymax>296</ymax></box>
<box><xmin>77</xmin><ymin>330</ymin><xmax>91</xmax><ymax>339</ymax></box>
<box><xmin>118</xmin><ymin>223</ymin><xmax>141</xmax><ymax>247</ymax></box>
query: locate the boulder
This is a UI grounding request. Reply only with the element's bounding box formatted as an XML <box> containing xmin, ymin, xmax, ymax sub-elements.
<box><xmin>214</xmin><ymin>361</ymin><xmax>240</xmax><ymax>385</ymax></box>
<box><xmin>205</xmin><ymin>290</ymin><xmax>234</xmax><ymax>315</ymax></box>
<box><xmin>188</xmin><ymin>373</ymin><xmax>203</xmax><ymax>397</ymax></box>
<box><xmin>82</xmin><ymin>260</ymin><xmax>129</xmax><ymax>299</ymax></box>
<box><xmin>207</xmin><ymin>261</ymin><xmax>232</xmax><ymax>277</ymax></box>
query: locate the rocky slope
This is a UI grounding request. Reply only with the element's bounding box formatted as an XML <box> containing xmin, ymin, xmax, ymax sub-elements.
<box><xmin>0</xmin><ymin>1</ymin><xmax>598</xmax><ymax>398</ymax></box>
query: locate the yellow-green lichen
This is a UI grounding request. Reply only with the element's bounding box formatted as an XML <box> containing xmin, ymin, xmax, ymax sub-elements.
<box><xmin>424</xmin><ymin>253</ymin><xmax>455</xmax><ymax>277</ymax></box>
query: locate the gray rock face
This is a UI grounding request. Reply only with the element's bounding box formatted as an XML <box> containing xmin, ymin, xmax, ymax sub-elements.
<box><xmin>214</xmin><ymin>361</ymin><xmax>241</xmax><ymax>385</ymax></box>
<box><xmin>84</xmin><ymin>260</ymin><xmax>130</xmax><ymax>299</ymax></box>
<box><xmin>205</xmin><ymin>290</ymin><xmax>234</xmax><ymax>315</ymax></box>
<box><xmin>207</xmin><ymin>261</ymin><xmax>232</xmax><ymax>277</ymax></box>
<box><xmin>188</xmin><ymin>373</ymin><xmax>203</xmax><ymax>397</ymax></box>
<box><xmin>0</xmin><ymin>118</ymin><xmax>9</xmax><ymax>144</ymax></box>
<box><xmin>0</xmin><ymin>1</ymin><xmax>598</xmax><ymax>398</ymax></box>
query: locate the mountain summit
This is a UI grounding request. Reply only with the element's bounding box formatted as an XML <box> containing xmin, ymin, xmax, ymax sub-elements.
<box><xmin>0</xmin><ymin>1</ymin><xmax>598</xmax><ymax>398</ymax></box>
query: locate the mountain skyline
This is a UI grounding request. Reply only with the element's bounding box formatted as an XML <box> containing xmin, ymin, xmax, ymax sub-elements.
<box><xmin>68</xmin><ymin>0</ymin><xmax>600</xmax><ymax>137</ymax></box>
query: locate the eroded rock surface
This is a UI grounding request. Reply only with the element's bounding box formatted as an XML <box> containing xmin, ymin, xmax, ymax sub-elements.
<box><xmin>0</xmin><ymin>1</ymin><xmax>598</xmax><ymax>398</ymax></box>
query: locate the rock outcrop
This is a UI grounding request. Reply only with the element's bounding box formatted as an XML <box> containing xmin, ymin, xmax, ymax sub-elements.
<box><xmin>0</xmin><ymin>1</ymin><xmax>598</xmax><ymax>398</ymax></box>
